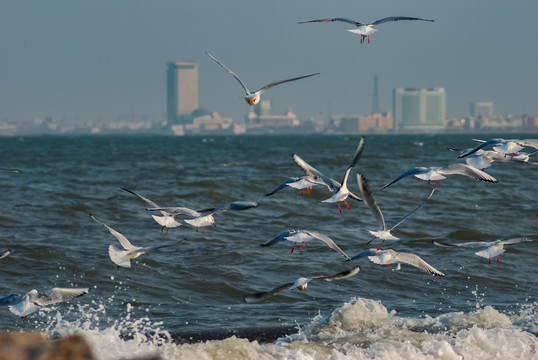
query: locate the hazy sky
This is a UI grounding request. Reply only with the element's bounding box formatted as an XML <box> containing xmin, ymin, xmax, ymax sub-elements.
<box><xmin>1</xmin><ymin>0</ymin><xmax>537</xmax><ymax>124</ymax></box>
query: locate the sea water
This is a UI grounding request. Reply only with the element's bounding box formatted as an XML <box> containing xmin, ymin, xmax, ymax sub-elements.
<box><xmin>0</xmin><ymin>134</ymin><xmax>536</xmax><ymax>359</ymax></box>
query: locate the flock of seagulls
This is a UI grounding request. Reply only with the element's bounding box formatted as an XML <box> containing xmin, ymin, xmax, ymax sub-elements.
<box><xmin>0</xmin><ymin>8</ymin><xmax>535</xmax><ymax>314</ymax></box>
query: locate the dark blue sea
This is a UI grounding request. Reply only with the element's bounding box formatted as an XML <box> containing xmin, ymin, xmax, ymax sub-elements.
<box><xmin>0</xmin><ymin>134</ymin><xmax>536</xmax><ymax>359</ymax></box>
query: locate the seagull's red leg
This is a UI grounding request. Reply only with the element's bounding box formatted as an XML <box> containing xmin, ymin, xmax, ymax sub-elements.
<box><xmin>367</xmin><ymin>236</ymin><xmax>377</xmax><ymax>245</ymax></box>
<box><xmin>488</xmin><ymin>258</ymin><xmax>491</xmax><ymax>264</ymax></box>
<box><xmin>166</xmin><ymin>228</ymin><xmax>169</xmax><ymax>234</ymax></box>
<box><xmin>343</xmin><ymin>199</ymin><xmax>351</xmax><ymax>210</ymax></box>
<box><xmin>302</xmin><ymin>189</ymin><xmax>304</xmax><ymax>196</ymax></box>
<box><xmin>511</xmin><ymin>154</ymin><xmax>514</xmax><ymax>159</ymax></box>
<box><xmin>299</xmin><ymin>241</ymin><xmax>305</xmax><ymax>250</ymax></box>
<box><xmin>307</xmin><ymin>187</ymin><xmax>310</xmax><ymax>195</ymax></box>
<box><xmin>337</xmin><ymin>202</ymin><xmax>342</xmax><ymax>214</ymax></box>
<box><xmin>368</xmin><ymin>35</ymin><xmax>370</xmax><ymax>43</ymax></box>
<box><xmin>497</xmin><ymin>256</ymin><xmax>500</xmax><ymax>262</ymax></box>
<box><xmin>377</xmin><ymin>239</ymin><xmax>386</xmax><ymax>251</ymax></box>
<box><xmin>435</xmin><ymin>180</ymin><xmax>439</xmax><ymax>185</ymax></box>
<box><xmin>196</xmin><ymin>227</ymin><xmax>199</xmax><ymax>232</ymax></box>
<box><xmin>291</xmin><ymin>242</ymin><xmax>296</xmax><ymax>253</ymax></box>
<box><xmin>161</xmin><ymin>227</ymin><xmax>164</xmax><ymax>233</ymax></box>
<box><xmin>202</xmin><ymin>227</ymin><xmax>205</xmax><ymax>233</ymax></box>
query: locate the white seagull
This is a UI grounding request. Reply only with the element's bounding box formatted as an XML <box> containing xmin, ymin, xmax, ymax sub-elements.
<box><xmin>456</xmin><ymin>138</ymin><xmax>538</xmax><ymax>159</ymax></box>
<box><xmin>433</xmin><ymin>237</ymin><xmax>531</xmax><ymax>264</ymax></box>
<box><xmin>0</xmin><ymin>287</ymin><xmax>89</xmax><ymax>317</ymax></box>
<box><xmin>321</xmin><ymin>137</ymin><xmax>366</xmax><ymax>213</ymax></box>
<box><xmin>90</xmin><ymin>214</ymin><xmax>171</xmax><ymax>268</ymax></box>
<box><xmin>205</xmin><ymin>52</ymin><xmax>319</xmax><ymax>106</ymax></box>
<box><xmin>260</xmin><ymin>229</ymin><xmax>351</xmax><ymax>260</ymax></box>
<box><xmin>149</xmin><ymin>201</ymin><xmax>259</xmax><ymax>232</ymax></box>
<box><xmin>350</xmin><ymin>248</ymin><xmax>445</xmax><ymax>276</ymax></box>
<box><xmin>358</xmin><ymin>173</ymin><xmax>435</xmax><ymax>250</ymax></box>
<box><xmin>121</xmin><ymin>188</ymin><xmax>187</xmax><ymax>233</ymax></box>
<box><xmin>0</xmin><ymin>167</ymin><xmax>21</xmax><ymax>173</ymax></box>
<box><xmin>299</xmin><ymin>16</ymin><xmax>434</xmax><ymax>44</ymax></box>
<box><xmin>265</xmin><ymin>176</ymin><xmax>326</xmax><ymax>197</ymax></box>
<box><xmin>244</xmin><ymin>266</ymin><xmax>360</xmax><ymax>304</ymax></box>
<box><xmin>381</xmin><ymin>163</ymin><xmax>498</xmax><ymax>189</ymax></box>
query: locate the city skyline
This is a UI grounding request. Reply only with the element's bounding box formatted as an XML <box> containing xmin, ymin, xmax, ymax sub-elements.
<box><xmin>1</xmin><ymin>1</ymin><xmax>537</xmax><ymax>124</ymax></box>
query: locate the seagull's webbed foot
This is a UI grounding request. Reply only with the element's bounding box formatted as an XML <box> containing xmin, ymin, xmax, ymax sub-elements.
<box><xmin>291</xmin><ymin>242</ymin><xmax>296</xmax><ymax>253</ymax></box>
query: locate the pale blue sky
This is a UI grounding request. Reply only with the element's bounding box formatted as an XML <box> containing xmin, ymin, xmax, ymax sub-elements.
<box><xmin>1</xmin><ymin>0</ymin><xmax>537</xmax><ymax>124</ymax></box>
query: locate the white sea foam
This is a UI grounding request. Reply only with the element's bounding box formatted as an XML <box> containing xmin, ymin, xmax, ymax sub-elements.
<box><xmin>35</xmin><ymin>297</ymin><xmax>537</xmax><ymax>360</ymax></box>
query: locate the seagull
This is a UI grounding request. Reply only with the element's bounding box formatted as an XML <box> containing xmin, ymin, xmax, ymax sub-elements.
<box><xmin>205</xmin><ymin>52</ymin><xmax>319</xmax><ymax>106</ymax></box>
<box><xmin>321</xmin><ymin>137</ymin><xmax>366</xmax><ymax>213</ymax></box>
<box><xmin>433</xmin><ymin>237</ymin><xmax>531</xmax><ymax>264</ymax></box>
<box><xmin>381</xmin><ymin>163</ymin><xmax>498</xmax><ymax>189</ymax></box>
<box><xmin>358</xmin><ymin>173</ymin><xmax>435</xmax><ymax>250</ymax></box>
<box><xmin>0</xmin><ymin>250</ymin><xmax>11</xmax><ymax>260</ymax></box>
<box><xmin>265</xmin><ymin>176</ymin><xmax>326</xmax><ymax>197</ymax></box>
<box><xmin>243</xmin><ymin>266</ymin><xmax>360</xmax><ymax>304</ymax></box>
<box><xmin>350</xmin><ymin>248</ymin><xmax>445</xmax><ymax>276</ymax></box>
<box><xmin>298</xmin><ymin>16</ymin><xmax>434</xmax><ymax>44</ymax></box>
<box><xmin>457</xmin><ymin>138</ymin><xmax>529</xmax><ymax>159</ymax></box>
<box><xmin>120</xmin><ymin>188</ymin><xmax>188</xmax><ymax>233</ymax></box>
<box><xmin>260</xmin><ymin>229</ymin><xmax>351</xmax><ymax>260</ymax></box>
<box><xmin>90</xmin><ymin>214</ymin><xmax>171</xmax><ymax>268</ymax></box>
<box><xmin>0</xmin><ymin>287</ymin><xmax>89</xmax><ymax>317</ymax></box>
<box><xmin>148</xmin><ymin>201</ymin><xmax>259</xmax><ymax>232</ymax></box>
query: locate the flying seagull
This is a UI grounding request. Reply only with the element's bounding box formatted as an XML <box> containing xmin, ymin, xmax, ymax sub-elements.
<box><xmin>260</xmin><ymin>229</ymin><xmax>351</xmax><ymax>260</ymax></box>
<box><xmin>149</xmin><ymin>201</ymin><xmax>259</xmax><ymax>232</ymax></box>
<box><xmin>90</xmin><ymin>214</ymin><xmax>171</xmax><ymax>268</ymax></box>
<box><xmin>381</xmin><ymin>163</ymin><xmax>497</xmax><ymax>189</ymax></box>
<box><xmin>244</xmin><ymin>266</ymin><xmax>360</xmax><ymax>303</ymax></box>
<box><xmin>206</xmin><ymin>52</ymin><xmax>319</xmax><ymax>105</ymax></box>
<box><xmin>120</xmin><ymin>188</ymin><xmax>189</xmax><ymax>233</ymax></box>
<box><xmin>350</xmin><ymin>248</ymin><xmax>445</xmax><ymax>276</ymax></box>
<box><xmin>321</xmin><ymin>137</ymin><xmax>366</xmax><ymax>213</ymax></box>
<box><xmin>265</xmin><ymin>176</ymin><xmax>326</xmax><ymax>197</ymax></box>
<box><xmin>0</xmin><ymin>287</ymin><xmax>89</xmax><ymax>317</ymax></box>
<box><xmin>0</xmin><ymin>250</ymin><xmax>10</xmax><ymax>261</ymax></box>
<box><xmin>358</xmin><ymin>173</ymin><xmax>435</xmax><ymax>250</ymax></box>
<box><xmin>299</xmin><ymin>16</ymin><xmax>434</xmax><ymax>43</ymax></box>
<box><xmin>433</xmin><ymin>237</ymin><xmax>531</xmax><ymax>264</ymax></box>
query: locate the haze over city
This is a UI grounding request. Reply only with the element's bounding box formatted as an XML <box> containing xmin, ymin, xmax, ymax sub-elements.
<box><xmin>1</xmin><ymin>0</ymin><xmax>537</xmax><ymax>125</ymax></box>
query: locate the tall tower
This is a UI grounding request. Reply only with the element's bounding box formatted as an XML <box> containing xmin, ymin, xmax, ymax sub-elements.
<box><xmin>372</xmin><ymin>75</ymin><xmax>380</xmax><ymax>114</ymax></box>
<box><xmin>167</xmin><ymin>61</ymin><xmax>198</xmax><ymax>123</ymax></box>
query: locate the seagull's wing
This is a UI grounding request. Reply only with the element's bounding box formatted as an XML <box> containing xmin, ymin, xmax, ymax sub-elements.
<box><xmin>499</xmin><ymin>237</ymin><xmax>530</xmax><ymax>246</ymax></box>
<box><xmin>311</xmin><ymin>266</ymin><xmax>361</xmax><ymax>281</ymax></box>
<box><xmin>260</xmin><ymin>230</ymin><xmax>294</xmax><ymax>247</ymax></box>
<box><xmin>202</xmin><ymin>201</ymin><xmax>259</xmax><ymax>215</ymax></box>
<box><xmin>349</xmin><ymin>248</ymin><xmax>379</xmax><ymax>261</ymax></box>
<box><xmin>244</xmin><ymin>281</ymin><xmax>295</xmax><ymax>304</ymax></box>
<box><xmin>392</xmin><ymin>252</ymin><xmax>445</xmax><ymax>276</ymax></box>
<box><xmin>458</xmin><ymin>139</ymin><xmax>504</xmax><ymax>158</ymax></box>
<box><xmin>293</xmin><ymin>154</ymin><xmax>337</xmax><ymax>191</ymax></box>
<box><xmin>439</xmin><ymin>163</ymin><xmax>498</xmax><ymax>183</ymax></box>
<box><xmin>371</xmin><ymin>16</ymin><xmax>434</xmax><ymax>26</ymax></box>
<box><xmin>146</xmin><ymin>207</ymin><xmax>201</xmax><ymax>217</ymax></box>
<box><xmin>299</xmin><ymin>17</ymin><xmax>364</xmax><ymax>27</ymax></box>
<box><xmin>381</xmin><ymin>167</ymin><xmax>427</xmax><ymax>189</ymax></box>
<box><xmin>265</xmin><ymin>178</ymin><xmax>298</xmax><ymax>196</ymax></box>
<box><xmin>0</xmin><ymin>294</ymin><xmax>22</xmax><ymax>305</ymax></box>
<box><xmin>357</xmin><ymin>173</ymin><xmax>386</xmax><ymax>231</ymax></box>
<box><xmin>433</xmin><ymin>240</ymin><xmax>494</xmax><ymax>248</ymax></box>
<box><xmin>388</xmin><ymin>187</ymin><xmax>436</xmax><ymax>231</ymax></box>
<box><xmin>120</xmin><ymin>188</ymin><xmax>167</xmax><ymax>216</ymax></box>
<box><xmin>0</xmin><ymin>167</ymin><xmax>21</xmax><ymax>173</ymax></box>
<box><xmin>34</xmin><ymin>288</ymin><xmax>90</xmax><ymax>306</ymax></box>
<box><xmin>338</xmin><ymin>137</ymin><xmax>366</xmax><ymax>185</ymax></box>
<box><xmin>254</xmin><ymin>73</ymin><xmax>320</xmax><ymax>95</ymax></box>
<box><xmin>304</xmin><ymin>231</ymin><xmax>351</xmax><ymax>260</ymax></box>
<box><xmin>205</xmin><ymin>52</ymin><xmax>251</xmax><ymax>95</ymax></box>
<box><xmin>0</xmin><ymin>250</ymin><xmax>11</xmax><ymax>260</ymax></box>
<box><xmin>516</xmin><ymin>139</ymin><xmax>538</xmax><ymax>149</ymax></box>
<box><xmin>90</xmin><ymin>214</ymin><xmax>138</xmax><ymax>251</ymax></box>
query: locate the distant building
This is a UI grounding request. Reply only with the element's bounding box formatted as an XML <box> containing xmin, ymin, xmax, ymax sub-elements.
<box><xmin>393</xmin><ymin>88</ymin><xmax>446</xmax><ymax>132</ymax></box>
<box><xmin>331</xmin><ymin>112</ymin><xmax>393</xmax><ymax>134</ymax></box>
<box><xmin>470</xmin><ymin>102</ymin><xmax>494</xmax><ymax>117</ymax></box>
<box><xmin>244</xmin><ymin>100</ymin><xmax>300</xmax><ymax>133</ymax></box>
<box><xmin>166</xmin><ymin>61</ymin><xmax>198</xmax><ymax>123</ymax></box>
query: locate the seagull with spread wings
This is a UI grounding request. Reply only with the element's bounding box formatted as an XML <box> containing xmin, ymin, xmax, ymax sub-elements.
<box><xmin>244</xmin><ymin>266</ymin><xmax>360</xmax><ymax>304</ymax></box>
<box><xmin>299</xmin><ymin>16</ymin><xmax>434</xmax><ymax>43</ymax></box>
<box><xmin>206</xmin><ymin>52</ymin><xmax>319</xmax><ymax>105</ymax></box>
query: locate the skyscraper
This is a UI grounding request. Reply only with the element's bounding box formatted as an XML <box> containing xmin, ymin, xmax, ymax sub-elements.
<box><xmin>393</xmin><ymin>88</ymin><xmax>446</xmax><ymax>132</ymax></box>
<box><xmin>470</xmin><ymin>102</ymin><xmax>493</xmax><ymax>118</ymax></box>
<box><xmin>166</xmin><ymin>61</ymin><xmax>198</xmax><ymax>123</ymax></box>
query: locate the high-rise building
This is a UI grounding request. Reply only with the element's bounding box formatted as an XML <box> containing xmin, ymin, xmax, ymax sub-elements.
<box><xmin>393</xmin><ymin>88</ymin><xmax>445</xmax><ymax>132</ymax></box>
<box><xmin>166</xmin><ymin>61</ymin><xmax>198</xmax><ymax>123</ymax></box>
<box><xmin>470</xmin><ymin>102</ymin><xmax>493</xmax><ymax>118</ymax></box>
